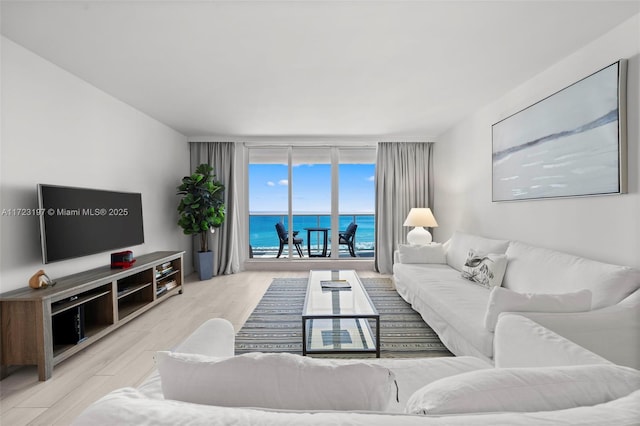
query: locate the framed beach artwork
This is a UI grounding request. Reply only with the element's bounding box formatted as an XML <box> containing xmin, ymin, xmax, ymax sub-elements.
<box><xmin>492</xmin><ymin>60</ymin><xmax>627</xmax><ymax>202</ymax></box>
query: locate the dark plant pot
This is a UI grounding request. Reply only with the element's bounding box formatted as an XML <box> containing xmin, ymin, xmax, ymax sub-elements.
<box><xmin>194</xmin><ymin>251</ymin><xmax>214</xmax><ymax>281</ymax></box>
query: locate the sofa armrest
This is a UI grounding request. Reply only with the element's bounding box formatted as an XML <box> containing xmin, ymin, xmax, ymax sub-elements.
<box><xmin>172</xmin><ymin>318</ymin><xmax>235</xmax><ymax>357</ymax></box>
<box><xmin>393</xmin><ymin>244</ymin><xmax>448</xmax><ymax>265</ymax></box>
<box><xmin>511</xmin><ymin>291</ymin><xmax>640</xmax><ymax>369</ymax></box>
<box><xmin>494</xmin><ymin>313</ymin><xmax>612</xmax><ymax>368</ymax></box>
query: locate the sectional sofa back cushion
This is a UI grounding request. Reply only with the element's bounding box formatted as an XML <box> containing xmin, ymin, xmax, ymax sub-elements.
<box><xmin>156</xmin><ymin>351</ymin><xmax>396</xmax><ymax>411</ymax></box>
<box><xmin>404</xmin><ymin>364</ymin><xmax>640</xmax><ymax>415</ymax></box>
<box><xmin>503</xmin><ymin>241</ymin><xmax>640</xmax><ymax>309</ymax></box>
<box><xmin>445</xmin><ymin>232</ymin><xmax>510</xmax><ymax>272</ymax></box>
<box><xmin>484</xmin><ymin>287</ymin><xmax>592</xmax><ymax>332</ymax></box>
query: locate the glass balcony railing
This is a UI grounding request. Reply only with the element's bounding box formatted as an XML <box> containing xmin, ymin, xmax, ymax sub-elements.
<box><xmin>249</xmin><ymin>213</ymin><xmax>375</xmax><ymax>259</ymax></box>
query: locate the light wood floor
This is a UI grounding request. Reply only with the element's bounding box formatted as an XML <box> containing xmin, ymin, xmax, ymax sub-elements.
<box><xmin>0</xmin><ymin>269</ymin><xmax>387</xmax><ymax>425</ymax></box>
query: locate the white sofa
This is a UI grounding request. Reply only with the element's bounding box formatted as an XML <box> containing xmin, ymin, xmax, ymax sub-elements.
<box><xmin>393</xmin><ymin>231</ymin><xmax>640</xmax><ymax>368</ymax></box>
<box><xmin>74</xmin><ymin>317</ymin><xmax>640</xmax><ymax>425</ymax></box>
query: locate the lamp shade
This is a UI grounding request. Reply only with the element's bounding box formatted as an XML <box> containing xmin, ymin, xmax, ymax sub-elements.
<box><xmin>403</xmin><ymin>208</ymin><xmax>438</xmax><ymax>228</ymax></box>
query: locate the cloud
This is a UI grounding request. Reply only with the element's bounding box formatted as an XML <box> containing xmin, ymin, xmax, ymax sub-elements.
<box><xmin>266</xmin><ymin>181</ymin><xmax>275</xmax><ymax>187</ymax></box>
<box><xmin>278</xmin><ymin>179</ymin><xmax>289</xmax><ymax>186</ymax></box>
<box><xmin>367</xmin><ymin>176</ymin><xmax>375</xmax><ymax>182</ymax></box>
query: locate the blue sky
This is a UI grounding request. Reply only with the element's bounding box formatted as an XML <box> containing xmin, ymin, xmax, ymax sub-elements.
<box><xmin>249</xmin><ymin>163</ymin><xmax>375</xmax><ymax>213</ymax></box>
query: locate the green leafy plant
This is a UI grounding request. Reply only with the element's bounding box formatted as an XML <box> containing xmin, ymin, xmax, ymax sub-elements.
<box><xmin>177</xmin><ymin>163</ymin><xmax>225</xmax><ymax>252</ymax></box>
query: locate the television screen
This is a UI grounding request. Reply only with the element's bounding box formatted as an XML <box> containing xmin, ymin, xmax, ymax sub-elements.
<box><xmin>38</xmin><ymin>184</ymin><xmax>145</xmax><ymax>263</ymax></box>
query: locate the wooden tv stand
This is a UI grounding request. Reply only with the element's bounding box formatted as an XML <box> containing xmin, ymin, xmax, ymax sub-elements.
<box><xmin>0</xmin><ymin>251</ymin><xmax>184</xmax><ymax>381</ymax></box>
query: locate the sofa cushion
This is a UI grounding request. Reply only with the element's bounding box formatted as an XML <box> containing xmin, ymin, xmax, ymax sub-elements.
<box><xmin>503</xmin><ymin>241</ymin><xmax>640</xmax><ymax>309</ymax></box>
<box><xmin>404</xmin><ymin>364</ymin><xmax>640</xmax><ymax>415</ymax></box>
<box><xmin>156</xmin><ymin>351</ymin><xmax>396</xmax><ymax>411</ymax></box>
<box><xmin>461</xmin><ymin>250</ymin><xmax>508</xmax><ymax>289</ymax></box>
<box><xmin>395</xmin><ymin>264</ymin><xmax>494</xmax><ymax>358</ymax></box>
<box><xmin>484</xmin><ymin>287</ymin><xmax>592</xmax><ymax>332</ymax></box>
<box><xmin>397</xmin><ymin>243</ymin><xmax>446</xmax><ymax>264</ymax></box>
<box><xmin>446</xmin><ymin>232</ymin><xmax>510</xmax><ymax>272</ymax></box>
<box><xmin>73</xmin><ymin>386</ymin><xmax>640</xmax><ymax>425</ymax></box>
<box><xmin>494</xmin><ymin>314</ymin><xmax>612</xmax><ymax>368</ymax></box>
<box><xmin>327</xmin><ymin>356</ymin><xmax>492</xmax><ymax>413</ymax></box>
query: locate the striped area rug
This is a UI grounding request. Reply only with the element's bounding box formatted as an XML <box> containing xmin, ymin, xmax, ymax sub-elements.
<box><xmin>235</xmin><ymin>277</ymin><xmax>453</xmax><ymax>358</ymax></box>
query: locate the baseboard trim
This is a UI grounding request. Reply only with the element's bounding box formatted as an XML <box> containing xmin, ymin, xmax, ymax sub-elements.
<box><xmin>244</xmin><ymin>258</ymin><xmax>375</xmax><ymax>271</ymax></box>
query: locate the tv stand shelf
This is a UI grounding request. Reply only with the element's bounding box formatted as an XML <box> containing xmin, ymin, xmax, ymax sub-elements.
<box><xmin>0</xmin><ymin>251</ymin><xmax>184</xmax><ymax>381</ymax></box>
<box><xmin>117</xmin><ymin>282</ymin><xmax>152</xmax><ymax>299</ymax></box>
<box><xmin>51</xmin><ymin>289</ymin><xmax>111</xmax><ymax>315</ymax></box>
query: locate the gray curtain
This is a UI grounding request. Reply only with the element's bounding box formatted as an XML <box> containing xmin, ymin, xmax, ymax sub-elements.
<box><xmin>190</xmin><ymin>142</ymin><xmax>240</xmax><ymax>275</ymax></box>
<box><xmin>375</xmin><ymin>142</ymin><xmax>434</xmax><ymax>274</ymax></box>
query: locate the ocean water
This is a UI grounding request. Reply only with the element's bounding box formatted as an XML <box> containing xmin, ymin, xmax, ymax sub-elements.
<box><xmin>249</xmin><ymin>214</ymin><xmax>374</xmax><ymax>252</ymax></box>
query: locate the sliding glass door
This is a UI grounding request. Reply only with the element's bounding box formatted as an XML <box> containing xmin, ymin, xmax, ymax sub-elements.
<box><xmin>292</xmin><ymin>148</ymin><xmax>332</xmax><ymax>258</ymax></box>
<box><xmin>248</xmin><ymin>147</ymin><xmax>290</xmax><ymax>258</ymax></box>
<box><xmin>248</xmin><ymin>145</ymin><xmax>375</xmax><ymax>260</ymax></box>
<box><xmin>338</xmin><ymin>148</ymin><xmax>376</xmax><ymax>258</ymax></box>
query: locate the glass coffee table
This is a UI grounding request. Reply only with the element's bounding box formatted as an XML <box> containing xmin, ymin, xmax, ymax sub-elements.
<box><xmin>302</xmin><ymin>270</ymin><xmax>380</xmax><ymax>357</ymax></box>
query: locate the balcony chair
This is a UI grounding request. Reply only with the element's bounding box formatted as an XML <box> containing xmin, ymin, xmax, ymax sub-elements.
<box><xmin>275</xmin><ymin>222</ymin><xmax>304</xmax><ymax>258</ymax></box>
<box><xmin>339</xmin><ymin>222</ymin><xmax>358</xmax><ymax>257</ymax></box>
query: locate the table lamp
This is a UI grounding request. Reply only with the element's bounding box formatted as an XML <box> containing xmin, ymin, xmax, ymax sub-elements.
<box><xmin>403</xmin><ymin>208</ymin><xmax>438</xmax><ymax>245</ymax></box>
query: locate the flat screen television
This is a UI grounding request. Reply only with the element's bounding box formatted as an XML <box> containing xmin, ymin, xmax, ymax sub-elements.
<box><xmin>37</xmin><ymin>184</ymin><xmax>145</xmax><ymax>263</ymax></box>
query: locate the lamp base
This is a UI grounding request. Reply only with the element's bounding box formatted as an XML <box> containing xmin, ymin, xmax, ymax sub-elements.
<box><xmin>407</xmin><ymin>227</ymin><xmax>433</xmax><ymax>245</ymax></box>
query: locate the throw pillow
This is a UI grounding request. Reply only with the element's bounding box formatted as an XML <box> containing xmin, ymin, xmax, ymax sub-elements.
<box><xmin>484</xmin><ymin>287</ymin><xmax>592</xmax><ymax>332</ymax></box>
<box><xmin>461</xmin><ymin>250</ymin><xmax>508</xmax><ymax>289</ymax></box>
<box><xmin>156</xmin><ymin>351</ymin><xmax>396</xmax><ymax>411</ymax></box>
<box><xmin>445</xmin><ymin>231</ymin><xmax>510</xmax><ymax>271</ymax></box>
<box><xmin>405</xmin><ymin>364</ymin><xmax>640</xmax><ymax>415</ymax></box>
<box><xmin>397</xmin><ymin>243</ymin><xmax>446</xmax><ymax>264</ymax></box>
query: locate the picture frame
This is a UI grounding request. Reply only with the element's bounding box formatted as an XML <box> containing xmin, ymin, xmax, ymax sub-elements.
<box><xmin>492</xmin><ymin>60</ymin><xmax>627</xmax><ymax>202</ymax></box>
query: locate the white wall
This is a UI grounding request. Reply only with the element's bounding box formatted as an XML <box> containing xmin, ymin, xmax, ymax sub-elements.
<box><xmin>0</xmin><ymin>37</ymin><xmax>191</xmax><ymax>292</ymax></box>
<box><xmin>434</xmin><ymin>14</ymin><xmax>640</xmax><ymax>268</ymax></box>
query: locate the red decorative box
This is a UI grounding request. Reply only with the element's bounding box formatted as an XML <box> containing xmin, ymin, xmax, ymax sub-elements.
<box><xmin>111</xmin><ymin>250</ymin><xmax>136</xmax><ymax>269</ymax></box>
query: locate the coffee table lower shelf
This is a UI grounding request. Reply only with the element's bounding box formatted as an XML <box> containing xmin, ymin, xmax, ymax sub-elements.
<box><xmin>302</xmin><ymin>317</ymin><xmax>380</xmax><ymax>357</ymax></box>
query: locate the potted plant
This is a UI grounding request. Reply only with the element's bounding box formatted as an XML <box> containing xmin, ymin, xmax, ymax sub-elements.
<box><xmin>177</xmin><ymin>163</ymin><xmax>225</xmax><ymax>280</ymax></box>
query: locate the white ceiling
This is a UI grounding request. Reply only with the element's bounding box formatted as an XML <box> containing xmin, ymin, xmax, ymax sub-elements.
<box><xmin>1</xmin><ymin>1</ymin><xmax>638</xmax><ymax>139</ymax></box>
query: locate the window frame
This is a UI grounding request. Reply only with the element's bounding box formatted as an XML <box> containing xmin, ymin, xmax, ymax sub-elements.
<box><xmin>245</xmin><ymin>143</ymin><xmax>376</xmax><ymax>262</ymax></box>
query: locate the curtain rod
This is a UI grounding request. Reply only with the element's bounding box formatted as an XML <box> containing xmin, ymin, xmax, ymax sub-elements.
<box><xmin>241</xmin><ymin>143</ymin><xmax>378</xmax><ymax>148</ymax></box>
